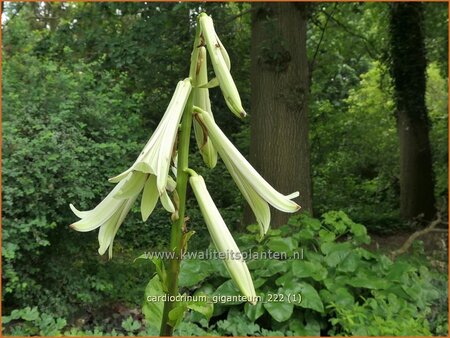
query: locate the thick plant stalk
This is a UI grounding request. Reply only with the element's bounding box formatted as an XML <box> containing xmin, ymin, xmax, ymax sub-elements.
<box><xmin>159</xmin><ymin>94</ymin><xmax>193</xmax><ymax>336</ymax></box>
<box><xmin>159</xmin><ymin>25</ymin><xmax>201</xmax><ymax>337</ymax></box>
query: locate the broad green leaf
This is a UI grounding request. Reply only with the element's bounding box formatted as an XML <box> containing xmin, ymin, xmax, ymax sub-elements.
<box><xmin>384</xmin><ymin>285</ymin><xmax>413</xmax><ymax>301</ymax></box>
<box><xmin>122</xmin><ymin>316</ymin><xmax>141</xmax><ymax>332</ymax></box>
<box><xmin>253</xmin><ymin>277</ymin><xmax>267</xmax><ymax>289</ymax></box>
<box><xmin>21</xmin><ymin>307</ymin><xmax>40</xmax><ymax>321</ymax></box>
<box><xmin>294</xmin><ymin>228</ymin><xmax>315</xmax><ymax>240</ymax></box>
<box><xmin>336</xmin><ymin>252</ymin><xmax>360</xmax><ymax>272</ymax></box>
<box><xmin>320</xmin><ymin>241</ymin><xmax>352</xmax><ymax>255</ymax></box>
<box><xmin>289</xmin><ymin>317</ymin><xmax>321</xmax><ymax>336</ymax></box>
<box><xmin>292</xmin><ymin>260</ymin><xmax>328</xmax><ymax>281</ymax></box>
<box><xmin>346</xmin><ymin>275</ymin><xmax>389</xmax><ymax>290</ymax></box>
<box><xmin>334</xmin><ymin>287</ymin><xmax>355</xmax><ymax>307</ymax></box>
<box><xmin>168</xmin><ymin>303</ymin><xmax>187</xmax><ymax>327</ymax></box>
<box><xmin>324</xmin><ymin>275</ymin><xmax>349</xmax><ymax>290</ymax></box>
<box><xmin>142</xmin><ymin>275</ymin><xmax>165</xmax><ymax>330</ymax></box>
<box><xmin>318</xmin><ymin>229</ymin><xmax>335</xmax><ymax>243</ymax></box>
<box><xmin>252</xmin><ymin>260</ymin><xmax>288</xmax><ymax>278</ymax></box>
<box><xmin>304</xmin><ymin>217</ymin><xmax>322</xmax><ymax>230</ymax></box>
<box><xmin>321</xmin><ymin>242</ymin><xmax>353</xmax><ymax>267</ymax></box>
<box><xmin>2</xmin><ymin>316</ymin><xmax>12</xmax><ymax>325</ymax></box>
<box><xmin>321</xmin><ymin>287</ymin><xmax>354</xmax><ymax>308</ymax></box>
<box><xmin>187</xmin><ymin>296</ymin><xmax>214</xmax><ymax>321</ymax></box>
<box><xmin>214</xmin><ymin>280</ymin><xmax>240</xmax><ymax>298</ymax></box>
<box><xmin>275</xmin><ymin>270</ymin><xmax>293</xmax><ymax>286</ymax></box>
<box><xmin>385</xmin><ymin>261</ymin><xmax>415</xmax><ymax>282</ymax></box>
<box><xmin>350</xmin><ymin>222</ymin><xmax>370</xmax><ymax>244</ymax></box>
<box><xmin>263</xmin><ymin>300</ymin><xmax>293</xmax><ymax>322</ymax></box>
<box><xmin>285</xmin><ymin>281</ymin><xmax>324</xmax><ymax>313</ymax></box>
<box><xmin>350</xmin><ymin>222</ymin><xmax>366</xmax><ymax>237</ymax></box>
<box><xmin>244</xmin><ymin>296</ymin><xmax>265</xmax><ymax>321</ymax></box>
<box><xmin>266</xmin><ymin>237</ymin><xmax>298</xmax><ymax>254</ymax></box>
<box><xmin>178</xmin><ymin>259</ymin><xmax>213</xmax><ymax>287</ymax></box>
<box><xmin>355</xmin><ymin>247</ymin><xmax>376</xmax><ymax>260</ymax></box>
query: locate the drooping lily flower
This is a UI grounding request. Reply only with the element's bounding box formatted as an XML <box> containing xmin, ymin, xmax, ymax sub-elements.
<box><xmin>190</xmin><ymin>174</ymin><xmax>257</xmax><ymax>303</ymax></box>
<box><xmin>192</xmin><ymin>46</ymin><xmax>218</xmax><ymax>169</ymax></box>
<box><xmin>70</xmin><ymin>172</ymin><xmax>144</xmax><ymax>258</ymax></box>
<box><xmin>198</xmin><ymin>13</ymin><xmax>246</xmax><ymax>119</ymax></box>
<box><xmin>69</xmin><ymin>79</ymin><xmax>189</xmax><ymax>258</ymax></box>
<box><xmin>194</xmin><ymin>107</ymin><xmax>300</xmax><ymax>236</ymax></box>
<box><xmin>70</xmin><ymin>172</ymin><xmax>177</xmax><ymax>259</ymax></box>
<box><xmin>109</xmin><ymin>78</ymin><xmax>192</xmax><ymax>194</ymax></box>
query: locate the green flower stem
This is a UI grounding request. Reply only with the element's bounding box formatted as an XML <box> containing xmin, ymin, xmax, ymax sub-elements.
<box><xmin>159</xmin><ymin>24</ymin><xmax>201</xmax><ymax>337</ymax></box>
<box><xmin>184</xmin><ymin>168</ymin><xmax>198</xmax><ymax>177</ymax></box>
<box><xmin>159</xmin><ymin>92</ymin><xmax>193</xmax><ymax>337</ymax></box>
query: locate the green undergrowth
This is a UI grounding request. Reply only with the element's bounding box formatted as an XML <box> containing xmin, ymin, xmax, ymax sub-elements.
<box><xmin>6</xmin><ymin>212</ymin><xmax>444</xmax><ymax>336</ymax></box>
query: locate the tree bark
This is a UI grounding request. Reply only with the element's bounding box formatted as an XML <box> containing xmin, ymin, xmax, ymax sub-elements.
<box><xmin>245</xmin><ymin>3</ymin><xmax>312</xmax><ymax>228</ymax></box>
<box><xmin>389</xmin><ymin>3</ymin><xmax>435</xmax><ymax>222</ymax></box>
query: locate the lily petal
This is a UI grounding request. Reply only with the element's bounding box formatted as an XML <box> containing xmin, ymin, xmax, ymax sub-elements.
<box><xmin>109</xmin><ymin>78</ymin><xmax>191</xmax><ymax>194</ymax></box>
<box><xmin>69</xmin><ymin>203</ymin><xmax>90</xmax><ymax>219</ymax></box>
<box><xmin>141</xmin><ymin>175</ymin><xmax>159</xmax><ymax>222</ymax></box>
<box><xmin>190</xmin><ymin>175</ymin><xmax>256</xmax><ymax>303</ymax></box>
<box><xmin>199</xmin><ymin>14</ymin><xmax>246</xmax><ymax>118</ymax></box>
<box><xmin>98</xmin><ymin>194</ymin><xmax>139</xmax><ymax>259</ymax></box>
<box><xmin>224</xmin><ymin>157</ymin><xmax>271</xmax><ymax>237</ymax></box>
<box><xmin>70</xmin><ymin>172</ymin><xmax>146</xmax><ymax>257</ymax></box>
<box><xmin>196</xmin><ymin>108</ymin><xmax>300</xmax><ymax>215</ymax></box>
<box><xmin>114</xmin><ymin>172</ymin><xmax>148</xmax><ymax>199</ymax></box>
<box><xmin>160</xmin><ymin>190</ymin><xmax>175</xmax><ymax>213</ymax></box>
<box><xmin>70</xmin><ymin>178</ymin><xmax>128</xmax><ymax>232</ymax></box>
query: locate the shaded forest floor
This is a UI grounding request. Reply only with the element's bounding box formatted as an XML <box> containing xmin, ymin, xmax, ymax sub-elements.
<box><xmin>369</xmin><ymin>229</ymin><xmax>448</xmax><ymax>272</ymax></box>
<box><xmin>68</xmin><ymin>228</ymin><xmax>449</xmax><ymax>335</ymax></box>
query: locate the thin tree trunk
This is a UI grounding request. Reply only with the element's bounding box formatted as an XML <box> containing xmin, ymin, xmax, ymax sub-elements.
<box><xmin>245</xmin><ymin>3</ymin><xmax>312</xmax><ymax>228</ymax></box>
<box><xmin>390</xmin><ymin>3</ymin><xmax>435</xmax><ymax>221</ymax></box>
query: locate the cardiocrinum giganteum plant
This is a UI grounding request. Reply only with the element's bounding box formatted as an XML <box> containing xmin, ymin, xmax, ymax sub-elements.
<box><xmin>69</xmin><ymin>13</ymin><xmax>300</xmax><ymax>336</ymax></box>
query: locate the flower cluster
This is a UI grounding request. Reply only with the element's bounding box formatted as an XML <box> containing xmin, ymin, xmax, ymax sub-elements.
<box><xmin>70</xmin><ymin>13</ymin><xmax>300</xmax><ymax>302</ymax></box>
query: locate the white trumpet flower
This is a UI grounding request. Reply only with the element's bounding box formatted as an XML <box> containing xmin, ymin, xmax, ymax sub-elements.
<box><xmin>70</xmin><ymin>172</ymin><xmax>144</xmax><ymax>258</ymax></box>
<box><xmin>70</xmin><ymin>172</ymin><xmax>177</xmax><ymax>258</ymax></box>
<box><xmin>109</xmin><ymin>78</ymin><xmax>192</xmax><ymax>194</ymax></box>
<box><xmin>194</xmin><ymin>107</ymin><xmax>300</xmax><ymax>236</ymax></box>
<box><xmin>199</xmin><ymin>13</ymin><xmax>246</xmax><ymax>118</ymax></box>
<box><xmin>193</xmin><ymin>46</ymin><xmax>218</xmax><ymax>168</ymax></box>
<box><xmin>190</xmin><ymin>175</ymin><xmax>257</xmax><ymax>304</ymax></box>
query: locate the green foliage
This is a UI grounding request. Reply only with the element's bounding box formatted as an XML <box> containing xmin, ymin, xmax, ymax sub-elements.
<box><xmin>2</xmin><ymin>6</ymin><xmax>155</xmax><ymax>315</ymax></box>
<box><xmin>311</xmin><ymin>61</ymin><xmax>400</xmax><ymax>231</ymax></box>
<box><xmin>426</xmin><ymin>63</ymin><xmax>449</xmax><ymax>200</ymax></box>
<box><xmin>424</xmin><ymin>2</ymin><xmax>449</xmax><ymax>75</ymax></box>
<box><xmin>172</xmin><ymin>212</ymin><xmax>445</xmax><ymax>336</ymax></box>
<box><xmin>141</xmin><ymin>260</ymin><xmax>214</xmax><ymax>331</ymax></box>
<box><xmin>328</xmin><ymin>293</ymin><xmax>432</xmax><ymax>336</ymax></box>
<box><xmin>311</xmin><ymin>59</ymin><xmax>448</xmax><ymax>231</ymax></box>
<box><xmin>1</xmin><ymin>306</ymin><xmax>159</xmax><ymax>336</ymax></box>
<box><xmin>2</xmin><ymin>307</ymin><xmax>67</xmax><ymax>336</ymax></box>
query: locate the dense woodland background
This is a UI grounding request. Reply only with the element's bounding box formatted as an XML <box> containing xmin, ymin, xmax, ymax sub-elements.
<box><xmin>2</xmin><ymin>2</ymin><xmax>449</xmax><ymax>336</ymax></box>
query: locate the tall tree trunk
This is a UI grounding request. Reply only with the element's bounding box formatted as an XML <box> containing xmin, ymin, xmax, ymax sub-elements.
<box><xmin>245</xmin><ymin>3</ymin><xmax>312</xmax><ymax>228</ymax></box>
<box><xmin>390</xmin><ymin>3</ymin><xmax>435</xmax><ymax>222</ymax></box>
